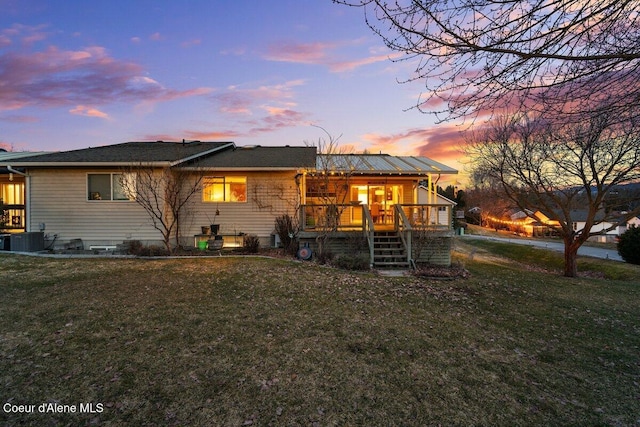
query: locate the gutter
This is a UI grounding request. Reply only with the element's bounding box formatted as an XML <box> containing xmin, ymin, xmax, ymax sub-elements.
<box><xmin>6</xmin><ymin>165</ymin><xmax>28</xmax><ymax>177</ymax></box>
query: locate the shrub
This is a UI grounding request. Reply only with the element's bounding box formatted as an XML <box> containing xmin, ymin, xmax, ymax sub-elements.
<box><xmin>243</xmin><ymin>234</ymin><xmax>260</xmax><ymax>253</ymax></box>
<box><xmin>315</xmin><ymin>249</ymin><xmax>334</xmax><ymax>265</ymax></box>
<box><xmin>126</xmin><ymin>240</ymin><xmax>171</xmax><ymax>257</ymax></box>
<box><xmin>331</xmin><ymin>254</ymin><xmax>370</xmax><ymax>271</ymax></box>
<box><xmin>275</xmin><ymin>214</ymin><xmax>298</xmax><ymax>256</ymax></box>
<box><xmin>126</xmin><ymin>240</ymin><xmax>144</xmax><ymax>255</ymax></box>
<box><xmin>618</xmin><ymin>226</ymin><xmax>640</xmax><ymax>264</ymax></box>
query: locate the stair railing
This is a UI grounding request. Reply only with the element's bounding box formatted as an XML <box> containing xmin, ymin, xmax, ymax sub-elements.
<box><xmin>395</xmin><ymin>205</ymin><xmax>412</xmax><ymax>266</ymax></box>
<box><xmin>362</xmin><ymin>204</ymin><xmax>375</xmax><ymax>268</ymax></box>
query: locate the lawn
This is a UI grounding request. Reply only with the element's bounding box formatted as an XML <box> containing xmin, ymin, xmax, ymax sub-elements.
<box><xmin>1</xmin><ymin>245</ymin><xmax>639</xmax><ymax>426</ymax></box>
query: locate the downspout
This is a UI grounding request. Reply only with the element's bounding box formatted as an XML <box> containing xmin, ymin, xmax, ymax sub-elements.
<box><xmin>6</xmin><ymin>165</ymin><xmax>27</xmax><ymax>178</ymax></box>
<box><xmin>7</xmin><ymin>166</ymin><xmax>30</xmax><ymax>232</ymax></box>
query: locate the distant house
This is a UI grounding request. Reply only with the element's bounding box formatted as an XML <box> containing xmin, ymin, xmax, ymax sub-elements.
<box><xmin>417</xmin><ymin>186</ymin><xmax>457</xmax><ymax>226</ymax></box>
<box><xmin>1</xmin><ymin>141</ymin><xmax>459</xmax><ymax>267</ymax></box>
<box><xmin>569</xmin><ymin>209</ymin><xmax>621</xmax><ymax>243</ymax></box>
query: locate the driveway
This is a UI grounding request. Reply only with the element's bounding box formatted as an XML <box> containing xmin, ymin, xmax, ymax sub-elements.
<box><xmin>459</xmin><ymin>234</ymin><xmax>623</xmax><ymax>262</ymax></box>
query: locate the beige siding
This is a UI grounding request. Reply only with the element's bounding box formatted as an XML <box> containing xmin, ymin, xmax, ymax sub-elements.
<box><xmin>28</xmin><ymin>169</ymin><xmax>162</xmax><ymax>248</ymax></box>
<box><xmin>28</xmin><ymin>169</ymin><xmax>302</xmax><ymax>249</ymax></box>
<box><xmin>182</xmin><ymin>171</ymin><xmax>301</xmax><ymax>247</ymax></box>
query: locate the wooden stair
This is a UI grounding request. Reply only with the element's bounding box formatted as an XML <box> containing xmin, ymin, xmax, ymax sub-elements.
<box><xmin>373</xmin><ymin>231</ymin><xmax>410</xmax><ymax>269</ymax></box>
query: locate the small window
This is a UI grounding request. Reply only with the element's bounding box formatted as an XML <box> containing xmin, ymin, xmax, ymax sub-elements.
<box><xmin>203</xmin><ymin>177</ymin><xmax>246</xmax><ymax>202</ymax></box>
<box><xmin>88</xmin><ymin>173</ymin><xmax>135</xmax><ymax>201</ymax></box>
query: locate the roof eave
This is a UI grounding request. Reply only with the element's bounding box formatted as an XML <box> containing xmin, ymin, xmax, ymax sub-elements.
<box><xmin>307</xmin><ymin>170</ymin><xmax>457</xmax><ymax>176</ymax></box>
<box><xmin>180</xmin><ymin>166</ymin><xmax>309</xmax><ymax>171</ymax></box>
<box><xmin>2</xmin><ymin>161</ymin><xmax>173</xmax><ymax>168</ymax></box>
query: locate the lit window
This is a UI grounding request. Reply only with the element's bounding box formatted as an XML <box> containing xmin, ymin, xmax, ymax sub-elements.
<box><xmin>88</xmin><ymin>173</ymin><xmax>135</xmax><ymax>201</ymax></box>
<box><xmin>203</xmin><ymin>177</ymin><xmax>246</xmax><ymax>202</ymax></box>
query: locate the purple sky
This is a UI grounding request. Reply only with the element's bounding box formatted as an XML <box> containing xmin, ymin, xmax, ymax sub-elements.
<box><xmin>0</xmin><ymin>0</ymin><xmax>466</xmax><ymax>175</ymax></box>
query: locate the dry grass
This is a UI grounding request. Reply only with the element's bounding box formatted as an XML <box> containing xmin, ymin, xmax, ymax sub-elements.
<box><xmin>1</xmin><ymin>251</ymin><xmax>639</xmax><ymax>426</ymax></box>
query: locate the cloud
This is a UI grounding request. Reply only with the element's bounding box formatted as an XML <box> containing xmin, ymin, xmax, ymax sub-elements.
<box><xmin>2</xmin><ymin>24</ymin><xmax>49</xmax><ymax>46</ymax></box>
<box><xmin>211</xmin><ymin>80</ymin><xmax>305</xmax><ymax>115</ymax></box>
<box><xmin>329</xmin><ymin>52</ymin><xmax>401</xmax><ymax>72</ymax></box>
<box><xmin>264</xmin><ymin>41</ymin><xmax>333</xmax><ymax>64</ymax></box>
<box><xmin>0</xmin><ymin>43</ymin><xmax>213</xmax><ymax>112</ymax></box>
<box><xmin>0</xmin><ymin>114</ymin><xmax>39</xmax><ymax>123</ymax></box>
<box><xmin>181</xmin><ymin>38</ymin><xmax>201</xmax><ymax>48</ymax></box>
<box><xmin>248</xmin><ymin>108</ymin><xmax>308</xmax><ymax>134</ymax></box>
<box><xmin>146</xmin><ymin>109</ymin><xmax>310</xmax><ymax>143</ymax></box>
<box><xmin>149</xmin><ymin>32</ymin><xmax>163</xmax><ymax>41</ymax></box>
<box><xmin>144</xmin><ymin>130</ymin><xmax>242</xmax><ymax>142</ymax></box>
<box><xmin>69</xmin><ymin>105</ymin><xmax>109</xmax><ymax>119</ymax></box>
<box><xmin>264</xmin><ymin>40</ymin><xmax>397</xmax><ymax>72</ymax></box>
<box><xmin>361</xmin><ymin>124</ymin><xmax>468</xmax><ymax>165</ymax></box>
<box><xmin>156</xmin><ymin>88</ymin><xmax>311</xmax><ymax>141</ymax></box>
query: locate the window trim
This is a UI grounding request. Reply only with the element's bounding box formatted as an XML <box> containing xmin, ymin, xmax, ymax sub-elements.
<box><xmin>202</xmin><ymin>176</ymin><xmax>247</xmax><ymax>203</ymax></box>
<box><xmin>87</xmin><ymin>172</ymin><xmax>135</xmax><ymax>202</ymax></box>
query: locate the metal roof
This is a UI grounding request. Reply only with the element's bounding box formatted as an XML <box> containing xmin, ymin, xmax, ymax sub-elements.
<box><xmin>0</xmin><ymin>151</ymin><xmax>49</xmax><ymax>161</ymax></box>
<box><xmin>316</xmin><ymin>154</ymin><xmax>457</xmax><ymax>175</ymax></box>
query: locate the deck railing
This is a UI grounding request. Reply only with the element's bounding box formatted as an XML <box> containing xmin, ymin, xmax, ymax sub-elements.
<box><xmin>300</xmin><ymin>203</ymin><xmax>454</xmax><ymax>231</ymax></box>
<box><xmin>300</xmin><ymin>204</ymin><xmax>367</xmax><ymax>231</ymax></box>
<box><xmin>300</xmin><ymin>203</ymin><xmax>454</xmax><ymax>267</ymax></box>
<box><xmin>398</xmin><ymin>204</ymin><xmax>454</xmax><ymax>229</ymax></box>
<box><xmin>362</xmin><ymin>204</ymin><xmax>375</xmax><ymax>268</ymax></box>
<box><xmin>395</xmin><ymin>205</ymin><xmax>413</xmax><ymax>266</ymax></box>
<box><xmin>0</xmin><ymin>204</ymin><xmax>26</xmax><ymax>231</ymax></box>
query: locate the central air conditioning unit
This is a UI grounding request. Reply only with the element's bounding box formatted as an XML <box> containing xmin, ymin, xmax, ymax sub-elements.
<box><xmin>10</xmin><ymin>232</ymin><xmax>45</xmax><ymax>252</ymax></box>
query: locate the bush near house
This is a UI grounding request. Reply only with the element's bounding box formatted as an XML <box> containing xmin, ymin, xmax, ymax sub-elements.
<box><xmin>331</xmin><ymin>253</ymin><xmax>370</xmax><ymax>271</ymax></box>
<box><xmin>617</xmin><ymin>226</ymin><xmax>640</xmax><ymax>264</ymax></box>
<box><xmin>242</xmin><ymin>234</ymin><xmax>260</xmax><ymax>253</ymax></box>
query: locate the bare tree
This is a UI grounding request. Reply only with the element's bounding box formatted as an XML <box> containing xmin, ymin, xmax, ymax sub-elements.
<box><xmin>334</xmin><ymin>0</ymin><xmax>640</xmax><ymax>122</ymax></box>
<box><xmin>121</xmin><ymin>166</ymin><xmax>203</xmax><ymax>253</ymax></box>
<box><xmin>304</xmin><ymin>126</ymin><xmax>352</xmax><ymax>261</ymax></box>
<box><xmin>466</xmin><ymin>112</ymin><xmax>640</xmax><ymax>277</ymax></box>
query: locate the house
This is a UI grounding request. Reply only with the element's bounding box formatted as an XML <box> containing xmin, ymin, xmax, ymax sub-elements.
<box><xmin>0</xmin><ymin>141</ymin><xmax>315</xmax><ymax>250</ymax></box>
<box><xmin>417</xmin><ymin>186</ymin><xmax>457</xmax><ymax>226</ymax></box>
<box><xmin>503</xmin><ymin>207</ymin><xmax>636</xmax><ymax>241</ymax></box>
<box><xmin>569</xmin><ymin>209</ymin><xmax>624</xmax><ymax>243</ymax></box>
<box><xmin>505</xmin><ymin>209</ymin><xmax>560</xmax><ymax>237</ymax></box>
<box><xmin>0</xmin><ymin>141</ymin><xmax>458</xmax><ymax>267</ymax></box>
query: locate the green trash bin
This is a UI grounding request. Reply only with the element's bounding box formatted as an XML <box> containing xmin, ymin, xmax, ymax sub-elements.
<box><xmin>198</xmin><ymin>240</ymin><xmax>207</xmax><ymax>251</ymax></box>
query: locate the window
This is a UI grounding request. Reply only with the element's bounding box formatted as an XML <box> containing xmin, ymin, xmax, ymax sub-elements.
<box><xmin>203</xmin><ymin>177</ymin><xmax>246</xmax><ymax>202</ymax></box>
<box><xmin>88</xmin><ymin>173</ymin><xmax>135</xmax><ymax>201</ymax></box>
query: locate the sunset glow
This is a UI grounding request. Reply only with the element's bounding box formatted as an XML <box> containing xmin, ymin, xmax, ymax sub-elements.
<box><xmin>0</xmin><ymin>1</ymin><xmax>465</xmax><ymax>174</ymax></box>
